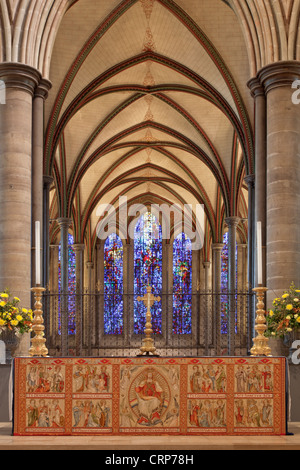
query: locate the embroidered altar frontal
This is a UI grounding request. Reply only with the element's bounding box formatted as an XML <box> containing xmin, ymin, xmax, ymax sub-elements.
<box><xmin>13</xmin><ymin>356</ymin><xmax>287</xmax><ymax>436</ymax></box>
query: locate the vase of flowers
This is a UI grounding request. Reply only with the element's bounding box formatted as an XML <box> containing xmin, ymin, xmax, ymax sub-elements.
<box><xmin>266</xmin><ymin>283</ymin><xmax>300</xmax><ymax>356</ymax></box>
<box><xmin>0</xmin><ymin>291</ymin><xmax>33</xmax><ymax>363</ymax></box>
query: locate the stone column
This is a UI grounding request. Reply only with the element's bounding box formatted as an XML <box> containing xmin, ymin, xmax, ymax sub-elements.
<box><xmin>225</xmin><ymin>217</ymin><xmax>241</xmax><ymax>356</ymax></box>
<box><xmin>258</xmin><ymin>62</ymin><xmax>300</xmax><ymax>302</ymax></box>
<box><xmin>244</xmin><ymin>175</ymin><xmax>256</xmax><ymax>349</ymax></box>
<box><xmin>31</xmin><ymin>79</ymin><xmax>52</xmax><ymax>288</ymax></box>
<box><xmin>244</xmin><ymin>175</ymin><xmax>255</xmax><ymax>290</ymax></box>
<box><xmin>86</xmin><ymin>261</ymin><xmax>94</xmax><ymax>356</ymax></box>
<box><xmin>212</xmin><ymin>243</ymin><xmax>223</xmax><ymax>355</ymax></box>
<box><xmin>73</xmin><ymin>244</ymin><xmax>85</xmax><ymax>355</ymax></box>
<box><xmin>248</xmin><ymin>79</ymin><xmax>267</xmax><ymax>287</ymax></box>
<box><xmin>49</xmin><ymin>245</ymin><xmax>59</xmax><ymax>345</ymax></box>
<box><xmin>43</xmin><ymin>176</ymin><xmax>54</xmax><ymax>288</ymax></box>
<box><xmin>203</xmin><ymin>261</ymin><xmax>211</xmax><ymax>355</ymax></box>
<box><xmin>57</xmin><ymin>218</ymin><xmax>72</xmax><ymax>356</ymax></box>
<box><xmin>0</xmin><ymin>64</ymin><xmax>41</xmax><ymax>357</ymax></box>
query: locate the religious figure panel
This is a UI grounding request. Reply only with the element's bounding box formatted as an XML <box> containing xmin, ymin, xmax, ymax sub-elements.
<box><xmin>72</xmin><ymin>364</ymin><xmax>112</xmax><ymax>394</ymax></box>
<box><xmin>188</xmin><ymin>399</ymin><xmax>227</xmax><ymax>429</ymax></box>
<box><xmin>119</xmin><ymin>365</ymin><xmax>180</xmax><ymax>429</ymax></box>
<box><xmin>26</xmin><ymin>398</ymin><xmax>65</xmax><ymax>429</ymax></box>
<box><xmin>234</xmin><ymin>399</ymin><xmax>273</xmax><ymax>428</ymax></box>
<box><xmin>188</xmin><ymin>364</ymin><xmax>227</xmax><ymax>394</ymax></box>
<box><xmin>26</xmin><ymin>364</ymin><xmax>65</xmax><ymax>394</ymax></box>
<box><xmin>72</xmin><ymin>399</ymin><xmax>112</xmax><ymax>430</ymax></box>
<box><xmin>234</xmin><ymin>364</ymin><xmax>274</xmax><ymax>394</ymax></box>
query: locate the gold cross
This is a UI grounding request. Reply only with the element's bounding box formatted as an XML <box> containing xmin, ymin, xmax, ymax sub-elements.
<box><xmin>137</xmin><ymin>285</ymin><xmax>161</xmax><ymax>312</ymax></box>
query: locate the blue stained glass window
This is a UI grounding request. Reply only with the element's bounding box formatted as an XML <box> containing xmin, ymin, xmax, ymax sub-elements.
<box><xmin>104</xmin><ymin>233</ymin><xmax>124</xmax><ymax>335</ymax></box>
<box><xmin>58</xmin><ymin>233</ymin><xmax>76</xmax><ymax>335</ymax></box>
<box><xmin>134</xmin><ymin>212</ymin><xmax>162</xmax><ymax>335</ymax></box>
<box><xmin>221</xmin><ymin>232</ymin><xmax>237</xmax><ymax>334</ymax></box>
<box><xmin>173</xmin><ymin>233</ymin><xmax>192</xmax><ymax>335</ymax></box>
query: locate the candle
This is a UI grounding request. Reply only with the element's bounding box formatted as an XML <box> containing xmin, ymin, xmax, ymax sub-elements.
<box><xmin>35</xmin><ymin>221</ymin><xmax>41</xmax><ymax>286</ymax></box>
<box><xmin>257</xmin><ymin>221</ymin><xmax>263</xmax><ymax>286</ymax></box>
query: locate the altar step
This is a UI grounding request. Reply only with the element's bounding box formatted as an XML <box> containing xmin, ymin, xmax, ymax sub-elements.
<box><xmin>1</xmin><ymin>423</ymin><xmax>300</xmax><ymax>451</ymax></box>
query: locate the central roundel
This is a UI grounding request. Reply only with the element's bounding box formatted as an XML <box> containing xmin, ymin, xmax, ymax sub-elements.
<box><xmin>128</xmin><ymin>367</ymin><xmax>171</xmax><ymax>426</ymax></box>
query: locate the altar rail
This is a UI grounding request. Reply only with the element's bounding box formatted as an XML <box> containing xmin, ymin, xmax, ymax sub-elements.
<box><xmin>42</xmin><ymin>291</ymin><xmax>255</xmax><ymax>358</ymax></box>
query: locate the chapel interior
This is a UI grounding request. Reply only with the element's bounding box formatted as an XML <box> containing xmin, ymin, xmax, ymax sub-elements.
<box><xmin>0</xmin><ymin>0</ymin><xmax>300</xmax><ymax>449</ymax></box>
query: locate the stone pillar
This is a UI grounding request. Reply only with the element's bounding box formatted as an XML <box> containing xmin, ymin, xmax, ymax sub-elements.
<box><xmin>31</xmin><ymin>79</ymin><xmax>52</xmax><ymax>288</ymax></box>
<box><xmin>244</xmin><ymin>175</ymin><xmax>256</xmax><ymax>349</ymax></box>
<box><xmin>73</xmin><ymin>244</ymin><xmax>85</xmax><ymax>355</ymax></box>
<box><xmin>203</xmin><ymin>261</ymin><xmax>211</xmax><ymax>355</ymax></box>
<box><xmin>86</xmin><ymin>261</ymin><xmax>94</xmax><ymax>356</ymax></box>
<box><xmin>49</xmin><ymin>245</ymin><xmax>59</xmax><ymax>345</ymax></box>
<box><xmin>0</xmin><ymin>64</ymin><xmax>41</xmax><ymax>356</ymax></box>
<box><xmin>43</xmin><ymin>176</ymin><xmax>54</xmax><ymax>289</ymax></box>
<box><xmin>248</xmin><ymin>79</ymin><xmax>267</xmax><ymax>287</ymax></box>
<box><xmin>212</xmin><ymin>243</ymin><xmax>223</xmax><ymax>355</ymax></box>
<box><xmin>258</xmin><ymin>62</ymin><xmax>300</xmax><ymax>301</ymax></box>
<box><xmin>57</xmin><ymin>218</ymin><xmax>72</xmax><ymax>356</ymax></box>
<box><xmin>225</xmin><ymin>217</ymin><xmax>241</xmax><ymax>356</ymax></box>
<box><xmin>244</xmin><ymin>175</ymin><xmax>255</xmax><ymax>290</ymax></box>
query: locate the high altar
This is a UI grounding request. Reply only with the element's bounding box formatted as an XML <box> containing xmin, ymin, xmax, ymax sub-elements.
<box><xmin>12</xmin><ymin>287</ymin><xmax>288</xmax><ymax>437</ymax></box>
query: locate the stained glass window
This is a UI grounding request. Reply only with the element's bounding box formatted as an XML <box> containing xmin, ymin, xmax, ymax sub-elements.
<box><xmin>220</xmin><ymin>232</ymin><xmax>237</xmax><ymax>334</ymax></box>
<box><xmin>104</xmin><ymin>233</ymin><xmax>124</xmax><ymax>335</ymax></box>
<box><xmin>58</xmin><ymin>233</ymin><xmax>76</xmax><ymax>335</ymax></box>
<box><xmin>134</xmin><ymin>212</ymin><xmax>162</xmax><ymax>335</ymax></box>
<box><xmin>173</xmin><ymin>233</ymin><xmax>192</xmax><ymax>335</ymax></box>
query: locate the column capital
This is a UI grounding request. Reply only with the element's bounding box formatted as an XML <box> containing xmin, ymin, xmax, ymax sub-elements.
<box><xmin>212</xmin><ymin>243</ymin><xmax>224</xmax><ymax>252</ymax></box>
<box><xmin>0</xmin><ymin>63</ymin><xmax>41</xmax><ymax>95</ymax></box>
<box><xmin>35</xmin><ymin>78</ymin><xmax>52</xmax><ymax>100</ymax></box>
<box><xmin>225</xmin><ymin>216</ymin><xmax>241</xmax><ymax>227</ymax></box>
<box><xmin>203</xmin><ymin>261</ymin><xmax>211</xmax><ymax>268</ymax></box>
<box><xmin>247</xmin><ymin>77</ymin><xmax>265</xmax><ymax>98</ymax></box>
<box><xmin>43</xmin><ymin>175</ymin><xmax>54</xmax><ymax>188</ymax></box>
<box><xmin>57</xmin><ymin>218</ymin><xmax>72</xmax><ymax>228</ymax></box>
<box><xmin>86</xmin><ymin>261</ymin><xmax>94</xmax><ymax>268</ymax></box>
<box><xmin>72</xmin><ymin>244</ymin><xmax>85</xmax><ymax>253</ymax></box>
<box><xmin>257</xmin><ymin>61</ymin><xmax>300</xmax><ymax>94</ymax></box>
<box><xmin>244</xmin><ymin>174</ymin><xmax>255</xmax><ymax>188</ymax></box>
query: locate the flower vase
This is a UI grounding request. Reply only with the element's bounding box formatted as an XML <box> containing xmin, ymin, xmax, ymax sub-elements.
<box><xmin>268</xmin><ymin>336</ymin><xmax>290</xmax><ymax>357</ymax></box>
<box><xmin>0</xmin><ymin>329</ymin><xmax>20</xmax><ymax>364</ymax></box>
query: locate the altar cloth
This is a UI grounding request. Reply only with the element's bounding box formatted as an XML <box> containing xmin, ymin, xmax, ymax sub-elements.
<box><xmin>12</xmin><ymin>356</ymin><xmax>288</xmax><ymax>436</ymax></box>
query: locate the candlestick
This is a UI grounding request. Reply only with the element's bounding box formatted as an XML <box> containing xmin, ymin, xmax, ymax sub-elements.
<box><xmin>29</xmin><ymin>286</ymin><xmax>48</xmax><ymax>357</ymax></box>
<box><xmin>35</xmin><ymin>221</ymin><xmax>41</xmax><ymax>286</ymax></box>
<box><xmin>257</xmin><ymin>221</ymin><xmax>263</xmax><ymax>286</ymax></box>
<box><xmin>250</xmin><ymin>287</ymin><xmax>272</xmax><ymax>357</ymax></box>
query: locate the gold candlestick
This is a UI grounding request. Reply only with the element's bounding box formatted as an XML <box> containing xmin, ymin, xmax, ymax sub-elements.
<box><xmin>137</xmin><ymin>286</ymin><xmax>161</xmax><ymax>356</ymax></box>
<box><xmin>28</xmin><ymin>286</ymin><xmax>48</xmax><ymax>357</ymax></box>
<box><xmin>250</xmin><ymin>287</ymin><xmax>272</xmax><ymax>357</ymax></box>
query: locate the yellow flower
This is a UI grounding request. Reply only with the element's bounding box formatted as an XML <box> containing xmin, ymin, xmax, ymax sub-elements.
<box><xmin>22</xmin><ymin>308</ymin><xmax>28</xmax><ymax>314</ymax></box>
<box><xmin>297</xmin><ymin>317</ymin><xmax>300</xmax><ymax>324</ymax></box>
<box><xmin>296</xmin><ymin>290</ymin><xmax>300</xmax><ymax>293</ymax></box>
<box><xmin>286</xmin><ymin>304</ymin><xmax>294</xmax><ymax>311</ymax></box>
<box><xmin>287</xmin><ymin>328</ymin><xmax>293</xmax><ymax>332</ymax></box>
<box><xmin>0</xmin><ymin>293</ymin><xmax>9</xmax><ymax>298</ymax></box>
<box><xmin>269</xmin><ymin>310</ymin><xmax>274</xmax><ymax>317</ymax></box>
<box><xmin>16</xmin><ymin>315</ymin><xmax>23</xmax><ymax>322</ymax></box>
<box><xmin>286</xmin><ymin>315</ymin><xmax>291</xmax><ymax>320</ymax></box>
<box><xmin>0</xmin><ymin>319</ymin><xmax>6</xmax><ymax>326</ymax></box>
<box><xmin>10</xmin><ymin>320</ymin><xmax>19</xmax><ymax>326</ymax></box>
<box><xmin>282</xmin><ymin>294</ymin><xmax>289</xmax><ymax>299</ymax></box>
<box><xmin>14</xmin><ymin>297</ymin><xmax>20</xmax><ymax>302</ymax></box>
<box><xmin>0</xmin><ymin>301</ymin><xmax>6</xmax><ymax>307</ymax></box>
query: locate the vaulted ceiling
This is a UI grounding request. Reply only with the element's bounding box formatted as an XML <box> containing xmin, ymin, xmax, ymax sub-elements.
<box><xmin>45</xmin><ymin>0</ymin><xmax>254</xmax><ymax>259</ymax></box>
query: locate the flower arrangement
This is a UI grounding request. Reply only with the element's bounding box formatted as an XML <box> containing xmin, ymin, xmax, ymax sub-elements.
<box><xmin>0</xmin><ymin>290</ymin><xmax>33</xmax><ymax>337</ymax></box>
<box><xmin>266</xmin><ymin>283</ymin><xmax>300</xmax><ymax>338</ymax></box>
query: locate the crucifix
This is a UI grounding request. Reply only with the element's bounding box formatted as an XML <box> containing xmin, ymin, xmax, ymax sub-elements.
<box><xmin>137</xmin><ymin>285</ymin><xmax>161</xmax><ymax>356</ymax></box>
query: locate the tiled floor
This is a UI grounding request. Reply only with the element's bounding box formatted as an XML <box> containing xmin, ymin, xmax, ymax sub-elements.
<box><xmin>0</xmin><ymin>422</ymin><xmax>300</xmax><ymax>450</ymax></box>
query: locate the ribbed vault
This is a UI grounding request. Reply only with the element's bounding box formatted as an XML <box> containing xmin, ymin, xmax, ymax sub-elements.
<box><xmin>40</xmin><ymin>0</ymin><xmax>258</xmax><ymax>261</ymax></box>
